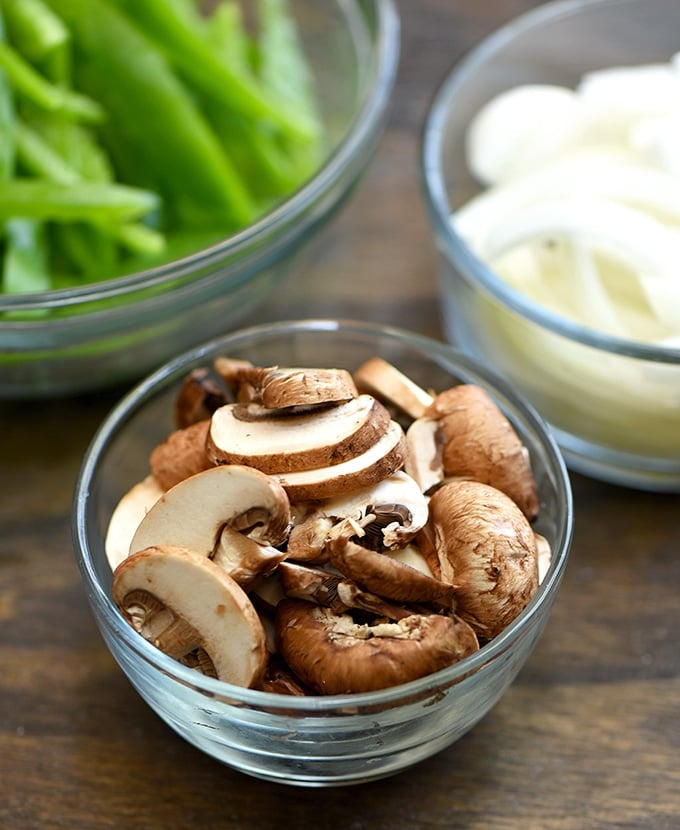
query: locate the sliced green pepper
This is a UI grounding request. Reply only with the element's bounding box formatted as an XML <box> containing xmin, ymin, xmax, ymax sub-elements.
<box><xmin>45</xmin><ymin>0</ymin><xmax>255</xmax><ymax>229</ymax></box>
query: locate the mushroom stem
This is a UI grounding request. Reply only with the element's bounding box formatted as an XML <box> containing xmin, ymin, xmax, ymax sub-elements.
<box><xmin>278</xmin><ymin>561</ymin><xmax>413</xmax><ymax>620</ymax></box>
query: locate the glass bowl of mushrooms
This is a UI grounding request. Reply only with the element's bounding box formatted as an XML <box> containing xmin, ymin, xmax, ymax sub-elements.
<box><xmin>421</xmin><ymin>0</ymin><xmax>680</xmax><ymax>491</ymax></box>
<box><xmin>72</xmin><ymin>319</ymin><xmax>573</xmax><ymax>786</ymax></box>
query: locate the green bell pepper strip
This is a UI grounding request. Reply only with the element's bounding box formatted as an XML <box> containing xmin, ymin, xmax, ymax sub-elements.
<box><xmin>0</xmin><ymin>180</ymin><xmax>160</xmax><ymax>223</ymax></box>
<box><xmin>200</xmin><ymin>2</ymin><xmax>298</xmax><ymax>200</ymax></box>
<box><xmin>113</xmin><ymin>0</ymin><xmax>317</xmax><ymax>142</ymax></box>
<box><xmin>0</xmin><ymin>12</ymin><xmax>15</xmax><ymax>179</ymax></box>
<box><xmin>3</xmin><ymin>218</ymin><xmax>51</xmax><ymax>292</ymax></box>
<box><xmin>254</xmin><ymin>0</ymin><xmax>322</xmax><ymax>184</ymax></box>
<box><xmin>0</xmin><ymin>9</ymin><xmax>51</xmax><ymax>296</ymax></box>
<box><xmin>14</xmin><ymin>119</ymin><xmax>164</xmax><ymax>257</ymax></box>
<box><xmin>44</xmin><ymin>0</ymin><xmax>255</xmax><ymax>229</ymax></box>
<box><xmin>0</xmin><ymin>39</ymin><xmax>102</xmax><ymax>120</ymax></box>
<box><xmin>1</xmin><ymin>0</ymin><xmax>68</xmax><ymax>61</ymax></box>
<box><xmin>0</xmin><ymin>0</ymin><xmax>71</xmax><ymax>84</ymax></box>
<box><xmin>31</xmin><ymin>115</ymin><xmax>114</xmax><ymax>182</ymax></box>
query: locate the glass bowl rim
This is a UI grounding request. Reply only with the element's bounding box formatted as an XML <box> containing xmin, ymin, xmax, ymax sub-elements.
<box><xmin>420</xmin><ymin>0</ymin><xmax>680</xmax><ymax>365</ymax></box>
<box><xmin>72</xmin><ymin>317</ymin><xmax>574</xmax><ymax>715</ymax></box>
<box><xmin>0</xmin><ymin>0</ymin><xmax>401</xmax><ymax>313</ymax></box>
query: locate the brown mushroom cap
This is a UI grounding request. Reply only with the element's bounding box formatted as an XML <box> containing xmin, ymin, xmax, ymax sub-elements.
<box><xmin>174</xmin><ymin>367</ymin><xmax>231</xmax><ymax>429</ymax></box>
<box><xmin>424</xmin><ymin>384</ymin><xmax>540</xmax><ymax>521</ymax></box>
<box><xmin>256</xmin><ymin>366</ymin><xmax>358</xmax><ymax>410</ymax></box>
<box><xmin>112</xmin><ymin>545</ymin><xmax>268</xmax><ymax>687</ymax></box>
<box><xmin>424</xmin><ymin>480</ymin><xmax>539</xmax><ymax>640</ymax></box>
<box><xmin>276</xmin><ymin>600</ymin><xmax>479</xmax><ymax>694</ymax></box>
<box><xmin>149</xmin><ymin>419</ymin><xmax>212</xmax><ymax>491</ymax></box>
<box><xmin>213</xmin><ymin>363</ymin><xmax>358</xmax><ymax>410</ymax></box>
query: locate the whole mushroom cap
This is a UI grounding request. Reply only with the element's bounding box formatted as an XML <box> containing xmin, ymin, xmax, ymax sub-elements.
<box><xmin>425</xmin><ymin>384</ymin><xmax>540</xmax><ymax>520</ymax></box>
<box><xmin>423</xmin><ymin>480</ymin><xmax>539</xmax><ymax>640</ymax></box>
<box><xmin>276</xmin><ymin>599</ymin><xmax>479</xmax><ymax>695</ymax></box>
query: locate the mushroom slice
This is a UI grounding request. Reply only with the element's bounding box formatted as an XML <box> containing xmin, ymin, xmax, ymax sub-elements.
<box><xmin>424</xmin><ymin>480</ymin><xmax>539</xmax><ymax>640</ymax></box>
<box><xmin>105</xmin><ymin>475</ymin><xmax>164</xmax><ymax>571</ymax></box>
<box><xmin>129</xmin><ymin>464</ymin><xmax>291</xmax><ymax>557</ymax></box>
<box><xmin>353</xmin><ymin>357</ymin><xmax>435</xmax><ymax>420</ymax></box>
<box><xmin>286</xmin><ymin>514</ymin><xmax>334</xmax><ymax>563</ymax></box>
<box><xmin>257</xmin><ymin>366</ymin><xmax>358</xmax><ymax>410</ymax></box>
<box><xmin>319</xmin><ymin>471</ymin><xmax>430</xmax><ymax>550</ymax></box>
<box><xmin>214</xmin><ymin>362</ymin><xmax>358</xmax><ymax>410</ymax></box>
<box><xmin>207</xmin><ymin>394</ymin><xmax>390</xmax><ymax>474</ymax></box>
<box><xmin>260</xmin><ymin>656</ymin><xmax>310</xmax><ymax>696</ymax></box>
<box><xmin>404</xmin><ymin>416</ymin><xmax>445</xmax><ymax>494</ymax></box>
<box><xmin>277</xmin><ymin>561</ymin><xmax>412</xmax><ymax>620</ymax></box>
<box><xmin>212</xmin><ymin>525</ymin><xmax>287</xmax><ymax>588</ymax></box>
<box><xmin>276</xmin><ymin>600</ymin><xmax>479</xmax><ymax>694</ymax></box>
<box><xmin>385</xmin><ymin>543</ymin><xmax>435</xmax><ymax>578</ymax></box>
<box><xmin>213</xmin><ymin>356</ymin><xmax>258</xmax><ymax>402</ymax></box>
<box><xmin>174</xmin><ymin>366</ymin><xmax>231</xmax><ymax>429</ymax></box>
<box><xmin>272</xmin><ymin>419</ymin><xmax>408</xmax><ymax>501</ymax></box>
<box><xmin>535</xmin><ymin>532</ymin><xmax>553</xmax><ymax>585</ymax></box>
<box><xmin>327</xmin><ymin>535</ymin><xmax>457</xmax><ymax>609</ymax></box>
<box><xmin>149</xmin><ymin>419</ymin><xmax>212</xmax><ymax>491</ymax></box>
<box><xmin>424</xmin><ymin>384</ymin><xmax>540</xmax><ymax>521</ymax></box>
<box><xmin>112</xmin><ymin>545</ymin><xmax>268</xmax><ymax>687</ymax></box>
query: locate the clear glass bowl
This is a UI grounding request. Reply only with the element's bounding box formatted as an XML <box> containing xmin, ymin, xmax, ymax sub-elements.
<box><xmin>421</xmin><ymin>0</ymin><xmax>680</xmax><ymax>491</ymax></box>
<box><xmin>0</xmin><ymin>0</ymin><xmax>400</xmax><ymax>399</ymax></box>
<box><xmin>72</xmin><ymin>319</ymin><xmax>573</xmax><ymax>787</ymax></box>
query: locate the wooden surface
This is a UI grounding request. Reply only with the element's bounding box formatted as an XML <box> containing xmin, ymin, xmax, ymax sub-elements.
<box><xmin>2</xmin><ymin>1</ymin><xmax>680</xmax><ymax>827</ymax></box>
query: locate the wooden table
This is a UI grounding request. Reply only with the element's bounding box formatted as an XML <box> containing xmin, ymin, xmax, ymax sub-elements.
<box><xmin>2</xmin><ymin>1</ymin><xmax>679</xmax><ymax>827</ymax></box>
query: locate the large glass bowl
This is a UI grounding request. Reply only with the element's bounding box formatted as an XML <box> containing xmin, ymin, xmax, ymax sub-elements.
<box><xmin>421</xmin><ymin>0</ymin><xmax>680</xmax><ymax>491</ymax></box>
<box><xmin>72</xmin><ymin>319</ymin><xmax>573</xmax><ymax>787</ymax></box>
<box><xmin>0</xmin><ymin>0</ymin><xmax>400</xmax><ymax>399</ymax></box>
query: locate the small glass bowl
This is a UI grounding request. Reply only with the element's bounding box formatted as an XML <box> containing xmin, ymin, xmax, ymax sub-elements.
<box><xmin>72</xmin><ymin>319</ymin><xmax>573</xmax><ymax>787</ymax></box>
<box><xmin>421</xmin><ymin>0</ymin><xmax>680</xmax><ymax>491</ymax></box>
<box><xmin>0</xmin><ymin>0</ymin><xmax>400</xmax><ymax>399</ymax></box>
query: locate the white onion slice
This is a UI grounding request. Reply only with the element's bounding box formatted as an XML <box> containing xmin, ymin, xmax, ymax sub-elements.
<box><xmin>464</xmin><ymin>84</ymin><xmax>581</xmax><ymax>185</ymax></box>
<box><xmin>481</xmin><ymin>197</ymin><xmax>680</xmax><ymax>278</ymax></box>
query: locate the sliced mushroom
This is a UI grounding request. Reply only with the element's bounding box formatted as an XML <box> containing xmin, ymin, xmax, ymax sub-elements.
<box><xmin>535</xmin><ymin>532</ymin><xmax>553</xmax><ymax>584</ymax></box>
<box><xmin>212</xmin><ymin>525</ymin><xmax>288</xmax><ymax>588</ymax></box>
<box><xmin>384</xmin><ymin>543</ymin><xmax>435</xmax><ymax>578</ymax></box>
<box><xmin>256</xmin><ymin>366</ymin><xmax>358</xmax><ymax>410</ymax></box>
<box><xmin>260</xmin><ymin>655</ymin><xmax>310</xmax><ymax>696</ymax></box>
<box><xmin>213</xmin><ymin>356</ymin><xmax>258</xmax><ymax>402</ymax></box>
<box><xmin>319</xmin><ymin>470</ymin><xmax>430</xmax><ymax>550</ymax></box>
<box><xmin>207</xmin><ymin>394</ymin><xmax>390</xmax><ymax>474</ymax></box>
<box><xmin>174</xmin><ymin>366</ymin><xmax>231</xmax><ymax>429</ymax></box>
<box><xmin>129</xmin><ymin>464</ymin><xmax>291</xmax><ymax>558</ymax></box>
<box><xmin>353</xmin><ymin>356</ymin><xmax>435</xmax><ymax>420</ymax></box>
<box><xmin>327</xmin><ymin>534</ymin><xmax>457</xmax><ymax>610</ymax></box>
<box><xmin>275</xmin><ymin>600</ymin><xmax>479</xmax><ymax>694</ymax></box>
<box><xmin>422</xmin><ymin>480</ymin><xmax>539</xmax><ymax>640</ymax></box>
<box><xmin>404</xmin><ymin>416</ymin><xmax>445</xmax><ymax>494</ymax></box>
<box><xmin>214</xmin><ymin>362</ymin><xmax>358</xmax><ymax>410</ymax></box>
<box><xmin>286</xmin><ymin>514</ymin><xmax>334</xmax><ymax>563</ymax></box>
<box><xmin>272</xmin><ymin>419</ymin><xmax>408</xmax><ymax>501</ymax></box>
<box><xmin>424</xmin><ymin>384</ymin><xmax>540</xmax><ymax>521</ymax></box>
<box><xmin>149</xmin><ymin>419</ymin><xmax>212</xmax><ymax>491</ymax></box>
<box><xmin>277</xmin><ymin>561</ymin><xmax>412</xmax><ymax>620</ymax></box>
<box><xmin>112</xmin><ymin>544</ymin><xmax>268</xmax><ymax>687</ymax></box>
<box><xmin>105</xmin><ymin>474</ymin><xmax>164</xmax><ymax>571</ymax></box>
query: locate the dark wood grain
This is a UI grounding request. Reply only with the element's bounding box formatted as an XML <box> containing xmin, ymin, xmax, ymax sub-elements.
<box><xmin>2</xmin><ymin>2</ymin><xmax>680</xmax><ymax>828</ymax></box>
